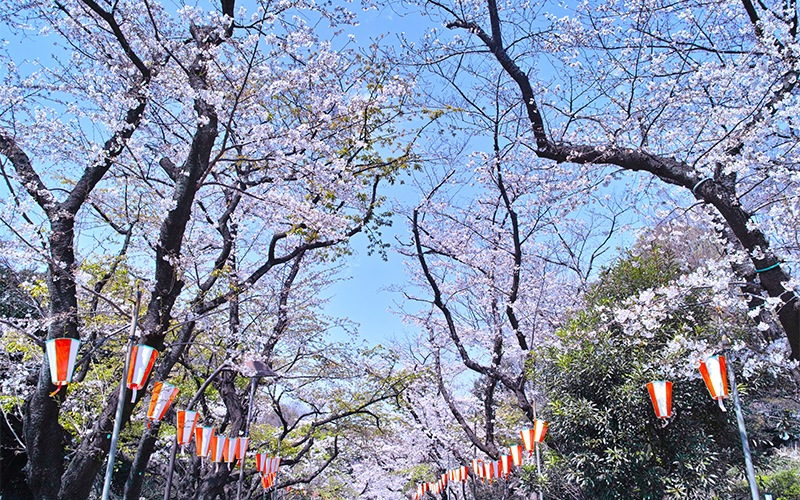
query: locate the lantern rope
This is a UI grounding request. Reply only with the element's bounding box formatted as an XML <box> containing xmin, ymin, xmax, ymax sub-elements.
<box><xmin>754</xmin><ymin>262</ymin><xmax>781</xmax><ymax>273</ymax></box>
<box><xmin>692</xmin><ymin>177</ymin><xmax>713</xmax><ymax>195</ymax></box>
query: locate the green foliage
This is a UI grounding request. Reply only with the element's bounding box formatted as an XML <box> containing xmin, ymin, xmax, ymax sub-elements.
<box><xmin>536</xmin><ymin>242</ymin><xmax>768</xmax><ymax>499</ymax></box>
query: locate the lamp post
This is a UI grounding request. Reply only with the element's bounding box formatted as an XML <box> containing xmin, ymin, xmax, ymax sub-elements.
<box><xmin>162</xmin><ymin>358</ymin><xmax>278</xmax><ymax>500</ymax></box>
<box><xmin>721</xmin><ymin>337</ymin><xmax>760</xmax><ymax>500</ymax></box>
<box><xmin>101</xmin><ymin>291</ymin><xmax>142</xmax><ymax>500</ymax></box>
<box><xmin>237</xmin><ymin>360</ymin><xmax>279</xmax><ymax>500</ymax></box>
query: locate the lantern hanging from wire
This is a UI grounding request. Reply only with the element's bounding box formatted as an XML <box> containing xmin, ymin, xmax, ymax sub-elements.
<box><xmin>194</xmin><ymin>426</ymin><xmax>214</xmax><ymax>458</ymax></box>
<box><xmin>210</xmin><ymin>436</ymin><xmax>227</xmax><ymax>471</ymax></box>
<box><xmin>176</xmin><ymin>410</ymin><xmax>199</xmax><ymax>455</ymax></box>
<box><xmin>223</xmin><ymin>436</ymin><xmax>238</xmax><ymax>464</ymax></box>
<box><xmin>521</xmin><ymin>420</ymin><xmax>547</xmax><ymax>457</ymax></box>
<box><xmin>501</xmin><ymin>455</ymin><xmax>511</xmax><ymax>478</ymax></box>
<box><xmin>510</xmin><ymin>444</ymin><xmax>523</xmax><ymax>466</ymax></box>
<box><xmin>127</xmin><ymin>345</ymin><xmax>158</xmax><ymax>402</ymax></box>
<box><xmin>472</xmin><ymin>458</ymin><xmax>482</xmax><ymax>478</ymax></box>
<box><xmin>699</xmin><ymin>355</ymin><xmax>729</xmax><ymax>411</ymax></box>
<box><xmin>235</xmin><ymin>437</ymin><xmax>249</xmax><ymax>467</ymax></box>
<box><xmin>646</xmin><ymin>380</ymin><xmax>673</xmax><ymax>419</ymax></box>
<box><xmin>256</xmin><ymin>453</ymin><xmax>268</xmax><ymax>473</ymax></box>
<box><xmin>146</xmin><ymin>381</ymin><xmax>179</xmax><ymax>428</ymax></box>
<box><xmin>484</xmin><ymin>462</ymin><xmax>494</xmax><ymax>484</ymax></box>
<box><xmin>45</xmin><ymin>338</ymin><xmax>81</xmax><ymax>396</ymax></box>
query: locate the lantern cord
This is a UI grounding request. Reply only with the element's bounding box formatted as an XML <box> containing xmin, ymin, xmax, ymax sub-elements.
<box><xmin>49</xmin><ymin>385</ymin><xmax>62</xmax><ymax>397</ymax></box>
<box><xmin>718</xmin><ymin>399</ymin><xmax>727</xmax><ymax>412</ymax></box>
<box><xmin>755</xmin><ymin>262</ymin><xmax>781</xmax><ymax>273</ymax></box>
<box><xmin>131</xmin><ymin>387</ymin><xmax>137</xmax><ymax>403</ymax></box>
<box><xmin>692</xmin><ymin>177</ymin><xmax>713</xmax><ymax>196</ymax></box>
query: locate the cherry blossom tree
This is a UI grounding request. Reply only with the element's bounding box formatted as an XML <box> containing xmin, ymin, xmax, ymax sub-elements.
<box><xmin>0</xmin><ymin>0</ymin><xmax>414</xmax><ymax>497</ymax></box>
<box><xmin>398</xmin><ymin>0</ymin><xmax>800</xmax><ymax>360</ymax></box>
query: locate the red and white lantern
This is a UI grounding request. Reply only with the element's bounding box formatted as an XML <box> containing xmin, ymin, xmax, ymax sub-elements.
<box><xmin>127</xmin><ymin>345</ymin><xmax>158</xmax><ymax>402</ymax></box>
<box><xmin>646</xmin><ymin>380</ymin><xmax>672</xmax><ymax>419</ymax></box>
<box><xmin>500</xmin><ymin>455</ymin><xmax>511</xmax><ymax>478</ymax></box>
<box><xmin>472</xmin><ymin>459</ymin><xmax>482</xmax><ymax>477</ymax></box>
<box><xmin>267</xmin><ymin>457</ymin><xmax>281</xmax><ymax>475</ymax></box>
<box><xmin>177</xmin><ymin>410</ymin><xmax>199</xmax><ymax>455</ymax></box>
<box><xmin>460</xmin><ymin>465</ymin><xmax>467</xmax><ymax>481</ymax></box>
<box><xmin>510</xmin><ymin>444</ymin><xmax>523</xmax><ymax>466</ymax></box>
<box><xmin>195</xmin><ymin>426</ymin><xmax>214</xmax><ymax>457</ymax></box>
<box><xmin>146</xmin><ymin>381</ymin><xmax>179</xmax><ymax>427</ymax></box>
<box><xmin>210</xmin><ymin>436</ymin><xmax>227</xmax><ymax>471</ymax></box>
<box><xmin>223</xmin><ymin>438</ymin><xmax>239</xmax><ymax>463</ymax></box>
<box><xmin>534</xmin><ymin>419</ymin><xmax>548</xmax><ymax>443</ymax></box>
<box><xmin>235</xmin><ymin>437</ymin><xmax>249</xmax><ymax>467</ymax></box>
<box><xmin>45</xmin><ymin>338</ymin><xmax>81</xmax><ymax>395</ymax></box>
<box><xmin>483</xmin><ymin>462</ymin><xmax>494</xmax><ymax>483</ymax></box>
<box><xmin>256</xmin><ymin>453</ymin><xmax>269</xmax><ymax>473</ymax></box>
<box><xmin>699</xmin><ymin>355</ymin><xmax>729</xmax><ymax>411</ymax></box>
<box><xmin>521</xmin><ymin>429</ymin><xmax>535</xmax><ymax>457</ymax></box>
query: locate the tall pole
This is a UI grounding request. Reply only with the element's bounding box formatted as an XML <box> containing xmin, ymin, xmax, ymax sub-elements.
<box><xmin>163</xmin><ymin>361</ymin><xmax>230</xmax><ymax>500</ymax></box>
<box><xmin>725</xmin><ymin>344</ymin><xmax>759</xmax><ymax>500</ymax></box>
<box><xmin>237</xmin><ymin>376</ymin><xmax>259</xmax><ymax>500</ymax></box>
<box><xmin>101</xmin><ymin>290</ymin><xmax>141</xmax><ymax>500</ymax></box>
<box><xmin>533</xmin><ymin>402</ymin><xmax>543</xmax><ymax>500</ymax></box>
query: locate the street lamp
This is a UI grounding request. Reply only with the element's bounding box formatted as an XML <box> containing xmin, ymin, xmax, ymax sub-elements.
<box><xmin>236</xmin><ymin>360</ymin><xmax>279</xmax><ymax>500</ymax></box>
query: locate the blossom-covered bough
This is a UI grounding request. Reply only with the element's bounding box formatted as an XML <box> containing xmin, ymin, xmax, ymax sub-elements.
<box><xmin>0</xmin><ymin>0</ymin><xmax>415</xmax><ymax>498</ymax></box>
<box><xmin>430</xmin><ymin>0</ymin><xmax>800</xmax><ymax>359</ymax></box>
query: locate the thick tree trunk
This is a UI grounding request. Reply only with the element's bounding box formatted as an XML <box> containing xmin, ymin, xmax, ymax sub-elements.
<box><xmin>23</xmin><ymin>215</ymin><xmax>79</xmax><ymax>500</ymax></box>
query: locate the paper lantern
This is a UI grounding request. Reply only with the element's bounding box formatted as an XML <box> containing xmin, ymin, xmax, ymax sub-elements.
<box><xmin>646</xmin><ymin>380</ymin><xmax>672</xmax><ymax>419</ymax></box>
<box><xmin>521</xmin><ymin>428</ymin><xmax>535</xmax><ymax>456</ymax></box>
<box><xmin>500</xmin><ymin>455</ymin><xmax>511</xmax><ymax>478</ymax></box>
<box><xmin>460</xmin><ymin>465</ymin><xmax>467</xmax><ymax>481</ymax></box>
<box><xmin>510</xmin><ymin>444</ymin><xmax>523</xmax><ymax>466</ymax></box>
<box><xmin>441</xmin><ymin>473</ymin><xmax>447</xmax><ymax>486</ymax></box>
<box><xmin>256</xmin><ymin>453</ymin><xmax>269</xmax><ymax>473</ymax></box>
<box><xmin>235</xmin><ymin>437</ymin><xmax>249</xmax><ymax>467</ymax></box>
<box><xmin>211</xmin><ymin>436</ymin><xmax>227</xmax><ymax>462</ymax></box>
<box><xmin>177</xmin><ymin>410</ymin><xmax>199</xmax><ymax>455</ymax></box>
<box><xmin>146</xmin><ymin>381</ymin><xmax>179</xmax><ymax>427</ymax></box>
<box><xmin>699</xmin><ymin>355</ymin><xmax>729</xmax><ymax>411</ymax></box>
<box><xmin>268</xmin><ymin>457</ymin><xmax>281</xmax><ymax>475</ymax></box>
<box><xmin>127</xmin><ymin>345</ymin><xmax>158</xmax><ymax>402</ymax></box>
<box><xmin>45</xmin><ymin>338</ymin><xmax>81</xmax><ymax>396</ymax></box>
<box><xmin>223</xmin><ymin>437</ymin><xmax>237</xmax><ymax>463</ymax></box>
<box><xmin>483</xmin><ymin>462</ymin><xmax>494</xmax><ymax>483</ymax></box>
<box><xmin>534</xmin><ymin>419</ymin><xmax>548</xmax><ymax>442</ymax></box>
<box><xmin>195</xmin><ymin>426</ymin><xmax>214</xmax><ymax>457</ymax></box>
<box><xmin>472</xmin><ymin>458</ymin><xmax>482</xmax><ymax>477</ymax></box>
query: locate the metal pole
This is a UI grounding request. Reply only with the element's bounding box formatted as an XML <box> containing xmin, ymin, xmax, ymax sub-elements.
<box><xmin>726</xmin><ymin>351</ymin><xmax>760</xmax><ymax>500</ymax></box>
<box><xmin>163</xmin><ymin>361</ymin><xmax>230</xmax><ymax>500</ymax></box>
<box><xmin>532</xmin><ymin>401</ymin><xmax>543</xmax><ymax>500</ymax></box>
<box><xmin>237</xmin><ymin>377</ymin><xmax>259</xmax><ymax>500</ymax></box>
<box><xmin>101</xmin><ymin>290</ymin><xmax>141</xmax><ymax>500</ymax></box>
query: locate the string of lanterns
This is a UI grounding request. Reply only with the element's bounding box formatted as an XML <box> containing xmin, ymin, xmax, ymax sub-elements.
<box><xmin>45</xmin><ymin>340</ymin><xmax>281</xmax><ymax>493</ymax></box>
<box><xmin>412</xmin><ymin>419</ymin><xmax>547</xmax><ymax>499</ymax></box>
<box><xmin>647</xmin><ymin>355</ymin><xmax>730</xmax><ymax>420</ymax></box>
<box><xmin>412</xmin><ymin>354</ymin><xmax>735</xmax><ymax>499</ymax></box>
